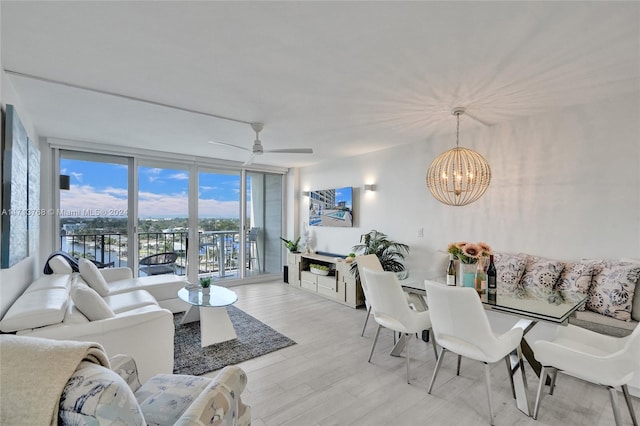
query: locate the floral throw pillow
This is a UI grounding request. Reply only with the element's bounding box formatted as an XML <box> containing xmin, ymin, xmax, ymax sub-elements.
<box><xmin>520</xmin><ymin>255</ymin><xmax>565</xmax><ymax>299</ymax></box>
<box><xmin>586</xmin><ymin>261</ymin><xmax>640</xmax><ymax>321</ymax></box>
<box><xmin>555</xmin><ymin>262</ymin><xmax>594</xmax><ymax>311</ymax></box>
<box><xmin>494</xmin><ymin>252</ymin><xmax>527</xmax><ymax>297</ymax></box>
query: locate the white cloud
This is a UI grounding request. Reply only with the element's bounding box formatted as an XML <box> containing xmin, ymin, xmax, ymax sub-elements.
<box><xmin>70</xmin><ymin>172</ymin><xmax>83</xmax><ymax>183</ymax></box>
<box><xmin>169</xmin><ymin>173</ymin><xmax>189</xmax><ymax>180</ymax></box>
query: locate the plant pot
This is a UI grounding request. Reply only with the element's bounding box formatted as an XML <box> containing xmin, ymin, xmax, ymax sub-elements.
<box><xmin>202</xmin><ymin>287</ymin><xmax>210</xmax><ymax>295</ymax></box>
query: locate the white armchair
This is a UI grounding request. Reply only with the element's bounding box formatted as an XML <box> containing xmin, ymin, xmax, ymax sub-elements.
<box><xmin>533</xmin><ymin>323</ymin><xmax>639</xmax><ymax>426</ymax></box>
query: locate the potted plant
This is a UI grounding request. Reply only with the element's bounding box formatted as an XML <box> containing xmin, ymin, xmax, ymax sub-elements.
<box><xmin>200</xmin><ymin>276</ymin><xmax>211</xmax><ymax>295</ymax></box>
<box><xmin>280</xmin><ymin>236</ymin><xmax>301</xmax><ymax>253</ymax></box>
<box><xmin>350</xmin><ymin>229</ymin><xmax>410</xmax><ymax>282</ymax></box>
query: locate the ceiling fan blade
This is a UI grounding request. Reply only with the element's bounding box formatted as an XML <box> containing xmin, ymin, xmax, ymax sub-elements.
<box><xmin>243</xmin><ymin>153</ymin><xmax>257</xmax><ymax>166</ymax></box>
<box><xmin>208</xmin><ymin>140</ymin><xmax>251</xmax><ymax>152</ymax></box>
<box><xmin>264</xmin><ymin>148</ymin><xmax>314</xmax><ymax>154</ymax></box>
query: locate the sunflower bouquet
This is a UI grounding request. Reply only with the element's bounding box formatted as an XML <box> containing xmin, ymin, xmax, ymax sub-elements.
<box><xmin>447</xmin><ymin>241</ymin><xmax>492</xmax><ymax>264</ymax></box>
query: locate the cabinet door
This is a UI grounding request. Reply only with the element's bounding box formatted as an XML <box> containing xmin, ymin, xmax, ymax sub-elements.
<box><xmin>287</xmin><ymin>253</ymin><xmax>301</xmax><ymax>286</ymax></box>
<box><xmin>300</xmin><ymin>271</ymin><xmax>317</xmax><ymax>291</ymax></box>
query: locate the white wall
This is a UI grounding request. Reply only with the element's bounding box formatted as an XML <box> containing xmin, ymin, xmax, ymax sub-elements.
<box><xmin>297</xmin><ymin>92</ymin><xmax>640</xmax><ymax>284</ymax></box>
<box><xmin>0</xmin><ymin>68</ymin><xmax>41</xmax><ymax>317</ymax></box>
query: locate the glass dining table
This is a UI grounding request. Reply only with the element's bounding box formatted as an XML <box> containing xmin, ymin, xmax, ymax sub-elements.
<box><xmin>400</xmin><ymin>278</ymin><xmax>588</xmax><ymax>417</ymax></box>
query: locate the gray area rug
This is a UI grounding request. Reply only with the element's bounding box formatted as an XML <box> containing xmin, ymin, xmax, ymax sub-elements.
<box><xmin>173</xmin><ymin>305</ymin><xmax>296</xmax><ymax>376</ymax></box>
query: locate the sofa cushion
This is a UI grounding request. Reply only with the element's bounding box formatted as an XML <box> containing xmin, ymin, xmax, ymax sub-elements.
<box><xmin>520</xmin><ymin>255</ymin><xmax>565</xmax><ymax>299</ymax></box>
<box><xmin>78</xmin><ymin>258</ymin><xmax>110</xmax><ymax>297</ymax></box>
<box><xmin>493</xmin><ymin>252</ymin><xmax>527</xmax><ymax>297</ymax></box>
<box><xmin>555</xmin><ymin>261</ymin><xmax>594</xmax><ymax>311</ymax></box>
<box><xmin>49</xmin><ymin>255</ymin><xmax>74</xmax><ymax>275</ymax></box>
<box><xmin>621</xmin><ymin>257</ymin><xmax>640</xmax><ymax>322</ymax></box>
<box><xmin>70</xmin><ymin>283</ymin><xmax>115</xmax><ymax>321</ymax></box>
<box><xmin>0</xmin><ymin>276</ymin><xmax>71</xmax><ymax>332</ymax></box>
<box><xmin>585</xmin><ymin>260</ymin><xmax>640</xmax><ymax>321</ymax></box>
<box><xmin>24</xmin><ymin>274</ymin><xmax>73</xmax><ymax>293</ymax></box>
<box><xmin>102</xmin><ymin>290</ymin><xmax>158</xmax><ymax>314</ymax></box>
<box><xmin>59</xmin><ymin>360</ymin><xmax>145</xmax><ymax>426</ymax></box>
<box><xmin>108</xmin><ymin>274</ymin><xmax>187</xmax><ymax>302</ymax></box>
<box><xmin>135</xmin><ymin>374</ymin><xmax>212</xmax><ymax>425</ymax></box>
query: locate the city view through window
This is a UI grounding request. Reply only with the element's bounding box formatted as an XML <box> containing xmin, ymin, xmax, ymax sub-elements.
<box><xmin>59</xmin><ymin>157</ymin><xmax>257</xmax><ymax>280</ymax></box>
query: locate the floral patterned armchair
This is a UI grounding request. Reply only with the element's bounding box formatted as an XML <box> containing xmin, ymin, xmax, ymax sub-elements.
<box><xmin>59</xmin><ymin>354</ymin><xmax>251</xmax><ymax>426</ymax></box>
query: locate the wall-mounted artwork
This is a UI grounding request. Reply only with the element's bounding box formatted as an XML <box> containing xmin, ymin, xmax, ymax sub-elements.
<box><xmin>1</xmin><ymin>105</ymin><xmax>33</xmax><ymax>268</ymax></box>
<box><xmin>309</xmin><ymin>186</ymin><xmax>353</xmax><ymax>227</ymax></box>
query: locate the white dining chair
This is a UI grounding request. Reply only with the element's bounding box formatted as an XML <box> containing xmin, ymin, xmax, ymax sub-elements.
<box><xmin>533</xmin><ymin>324</ymin><xmax>639</xmax><ymax>426</ymax></box>
<box><xmin>425</xmin><ymin>280</ymin><xmax>523</xmax><ymax>426</ymax></box>
<box><xmin>356</xmin><ymin>254</ymin><xmax>384</xmax><ymax>336</ymax></box>
<box><xmin>363</xmin><ymin>268</ymin><xmax>436</xmax><ymax>384</ymax></box>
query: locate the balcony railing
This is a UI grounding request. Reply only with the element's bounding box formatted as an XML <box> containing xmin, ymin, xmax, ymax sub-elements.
<box><xmin>60</xmin><ymin>230</ymin><xmax>245</xmax><ymax>277</ymax></box>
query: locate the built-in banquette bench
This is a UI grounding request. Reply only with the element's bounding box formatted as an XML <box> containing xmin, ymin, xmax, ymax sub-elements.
<box><xmin>0</xmin><ymin>255</ymin><xmax>188</xmax><ymax>381</ymax></box>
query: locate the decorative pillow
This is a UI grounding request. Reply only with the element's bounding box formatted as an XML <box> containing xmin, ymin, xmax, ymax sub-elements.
<box><xmin>586</xmin><ymin>261</ymin><xmax>640</xmax><ymax>321</ymax></box>
<box><xmin>49</xmin><ymin>255</ymin><xmax>74</xmax><ymax>274</ymax></box>
<box><xmin>554</xmin><ymin>262</ymin><xmax>594</xmax><ymax>310</ymax></box>
<box><xmin>78</xmin><ymin>258</ymin><xmax>110</xmax><ymax>296</ymax></box>
<box><xmin>70</xmin><ymin>283</ymin><xmax>115</xmax><ymax>321</ymax></box>
<box><xmin>520</xmin><ymin>254</ymin><xmax>565</xmax><ymax>299</ymax></box>
<box><xmin>493</xmin><ymin>252</ymin><xmax>527</xmax><ymax>297</ymax></box>
<box><xmin>620</xmin><ymin>258</ymin><xmax>640</xmax><ymax>322</ymax></box>
<box><xmin>59</xmin><ymin>360</ymin><xmax>145</xmax><ymax>426</ymax></box>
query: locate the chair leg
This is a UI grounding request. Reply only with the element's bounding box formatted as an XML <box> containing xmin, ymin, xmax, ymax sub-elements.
<box><xmin>361</xmin><ymin>306</ymin><xmax>371</xmax><ymax>337</ymax></box>
<box><xmin>430</xmin><ymin>329</ymin><xmax>438</xmax><ymax>360</ymax></box>
<box><xmin>609</xmin><ymin>386</ymin><xmax>623</xmax><ymax>426</ymax></box>
<box><xmin>405</xmin><ymin>333</ymin><xmax>411</xmax><ymax>384</ymax></box>
<box><xmin>368</xmin><ymin>324</ymin><xmax>382</xmax><ymax>362</ymax></box>
<box><xmin>456</xmin><ymin>354</ymin><xmax>462</xmax><ymax>376</ymax></box>
<box><xmin>622</xmin><ymin>384</ymin><xmax>638</xmax><ymax>426</ymax></box>
<box><xmin>505</xmin><ymin>355</ymin><xmax>516</xmax><ymax>399</ymax></box>
<box><xmin>533</xmin><ymin>366</ymin><xmax>550</xmax><ymax>420</ymax></box>
<box><xmin>549</xmin><ymin>367</ymin><xmax>558</xmax><ymax>395</ymax></box>
<box><xmin>428</xmin><ymin>347</ymin><xmax>446</xmax><ymax>394</ymax></box>
<box><xmin>484</xmin><ymin>362</ymin><xmax>495</xmax><ymax>426</ymax></box>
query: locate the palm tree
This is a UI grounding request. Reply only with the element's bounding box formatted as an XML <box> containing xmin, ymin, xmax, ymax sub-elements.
<box><xmin>350</xmin><ymin>229</ymin><xmax>410</xmax><ymax>282</ymax></box>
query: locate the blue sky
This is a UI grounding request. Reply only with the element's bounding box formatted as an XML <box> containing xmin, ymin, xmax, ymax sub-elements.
<box><xmin>60</xmin><ymin>159</ymin><xmax>241</xmax><ymax>218</ymax></box>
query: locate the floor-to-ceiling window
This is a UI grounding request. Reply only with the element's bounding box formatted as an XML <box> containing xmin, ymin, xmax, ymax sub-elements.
<box><xmin>55</xmin><ymin>144</ymin><xmax>284</xmax><ymax>284</ymax></box>
<box><xmin>245</xmin><ymin>171</ymin><xmax>282</xmax><ymax>276</ymax></box>
<box><xmin>137</xmin><ymin>163</ymin><xmax>189</xmax><ymax>277</ymax></box>
<box><xmin>198</xmin><ymin>169</ymin><xmax>241</xmax><ymax>282</ymax></box>
<box><xmin>58</xmin><ymin>151</ymin><xmax>130</xmax><ymax>268</ymax></box>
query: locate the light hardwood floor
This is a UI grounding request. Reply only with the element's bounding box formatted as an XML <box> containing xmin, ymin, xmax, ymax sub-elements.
<box><xmin>205</xmin><ymin>281</ymin><xmax>639</xmax><ymax>426</ymax></box>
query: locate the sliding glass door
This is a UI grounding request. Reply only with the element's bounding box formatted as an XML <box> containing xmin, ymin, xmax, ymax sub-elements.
<box><xmin>57</xmin><ymin>146</ymin><xmax>285</xmax><ymax>284</ymax></box>
<box><xmin>58</xmin><ymin>151</ymin><xmax>130</xmax><ymax>268</ymax></box>
<box><xmin>137</xmin><ymin>163</ymin><xmax>189</xmax><ymax>277</ymax></box>
<box><xmin>245</xmin><ymin>171</ymin><xmax>282</xmax><ymax>277</ymax></box>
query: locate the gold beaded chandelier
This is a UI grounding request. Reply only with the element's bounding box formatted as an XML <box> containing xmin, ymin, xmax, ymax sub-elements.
<box><xmin>426</xmin><ymin>108</ymin><xmax>491</xmax><ymax>206</ymax></box>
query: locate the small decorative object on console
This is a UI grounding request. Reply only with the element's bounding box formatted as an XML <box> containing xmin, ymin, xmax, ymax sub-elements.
<box><xmin>310</xmin><ymin>263</ymin><xmax>330</xmax><ymax>276</ymax></box>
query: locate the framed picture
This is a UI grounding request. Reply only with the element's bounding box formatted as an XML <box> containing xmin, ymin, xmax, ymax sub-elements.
<box><xmin>308</xmin><ymin>186</ymin><xmax>353</xmax><ymax>227</ymax></box>
<box><xmin>1</xmin><ymin>105</ymin><xmax>30</xmax><ymax>268</ymax></box>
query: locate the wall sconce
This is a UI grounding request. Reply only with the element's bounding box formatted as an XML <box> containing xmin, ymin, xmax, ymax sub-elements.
<box><xmin>364</xmin><ymin>184</ymin><xmax>376</xmax><ymax>192</ymax></box>
<box><xmin>60</xmin><ymin>174</ymin><xmax>70</xmax><ymax>190</ymax></box>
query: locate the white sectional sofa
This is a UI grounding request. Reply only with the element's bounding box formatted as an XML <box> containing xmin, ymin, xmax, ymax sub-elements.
<box><xmin>0</xmin><ymin>256</ymin><xmax>189</xmax><ymax>381</ymax></box>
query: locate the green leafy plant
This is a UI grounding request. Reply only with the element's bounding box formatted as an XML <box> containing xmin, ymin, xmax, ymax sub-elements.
<box><xmin>350</xmin><ymin>229</ymin><xmax>410</xmax><ymax>281</ymax></box>
<box><xmin>310</xmin><ymin>263</ymin><xmax>329</xmax><ymax>271</ymax></box>
<box><xmin>199</xmin><ymin>277</ymin><xmax>211</xmax><ymax>288</ymax></box>
<box><xmin>280</xmin><ymin>236</ymin><xmax>301</xmax><ymax>253</ymax></box>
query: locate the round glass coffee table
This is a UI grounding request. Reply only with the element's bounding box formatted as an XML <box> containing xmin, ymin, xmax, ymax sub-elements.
<box><xmin>177</xmin><ymin>285</ymin><xmax>238</xmax><ymax>347</ymax></box>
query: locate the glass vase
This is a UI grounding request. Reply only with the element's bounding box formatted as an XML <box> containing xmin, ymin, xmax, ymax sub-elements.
<box><xmin>458</xmin><ymin>261</ymin><xmax>476</xmax><ymax>288</ymax></box>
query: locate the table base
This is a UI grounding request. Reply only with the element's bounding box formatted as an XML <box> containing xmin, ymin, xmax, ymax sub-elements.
<box><xmin>181</xmin><ymin>305</ymin><xmax>237</xmax><ymax>347</ymax></box>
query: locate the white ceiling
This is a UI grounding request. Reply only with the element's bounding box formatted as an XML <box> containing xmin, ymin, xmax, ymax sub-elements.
<box><xmin>2</xmin><ymin>1</ymin><xmax>638</xmax><ymax>168</ymax></box>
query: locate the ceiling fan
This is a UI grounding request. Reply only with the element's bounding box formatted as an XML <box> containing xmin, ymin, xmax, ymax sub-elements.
<box><xmin>209</xmin><ymin>122</ymin><xmax>314</xmax><ymax>166</ymax></box>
